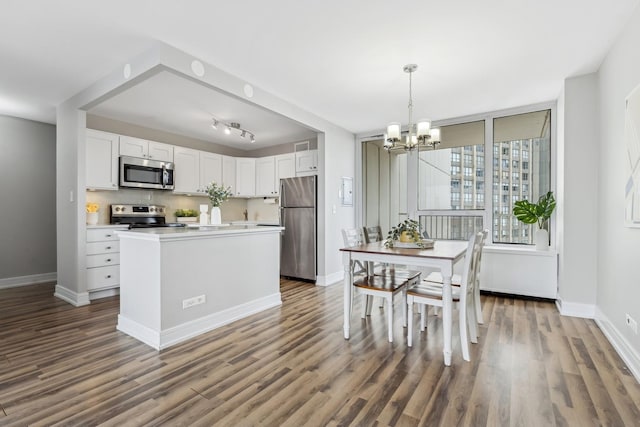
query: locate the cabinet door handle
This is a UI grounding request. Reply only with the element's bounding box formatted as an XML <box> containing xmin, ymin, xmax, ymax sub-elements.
<box><xmin>106</xmin><ymin>275</ymin><xmax>112</xmax><ymax>279</ymax></box>
<box><xmin>105</xmin><ymin>234</ymin><xmax>112</xmax><ymax>237</ymax></box>
<box><xmin>106</xmin><ymin>258</ymin><xmax>112</xmax><ymax>262</ymax></box>
<box><xmin>105</xmin><ymin>246</ymin><xmax>112</xmax><ymax>250</ymax></box>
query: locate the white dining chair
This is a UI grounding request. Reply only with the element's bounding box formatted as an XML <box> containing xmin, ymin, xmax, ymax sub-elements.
<box><xmin>406</xmin><ymin>231</ymin><xmax>482</xmax><ymax>361</ymax></box>
<box><xmin>422</xmin><ymin>229</ymin><xmax>488</xmax><ymax>324</ymax></box>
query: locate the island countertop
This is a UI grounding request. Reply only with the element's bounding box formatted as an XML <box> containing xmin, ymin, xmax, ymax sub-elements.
<box><xmin>116</xmin><ymin>224</ymin><xmax>284</xmax><ymax>241</ymax></box>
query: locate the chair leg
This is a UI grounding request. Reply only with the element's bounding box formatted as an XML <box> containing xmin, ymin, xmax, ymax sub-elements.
<box><xmin>361</xmin><ymin>295</ymin><xmax>369</xmax><ymax>318</ymax></box>
<box><xmin>459</xmin><ymin>298</ymin><xmax>470</xmax><ymax>361</ymax></box>
<box><xmin>420</xmin><ymin>304</ymin><xmax>426</xmax><ymax>332</ymax></box>
<box><xmin>468</xmin><ymin>301</ymin><xmax>478</xmax><ymax>344</ymax></box>
<box><xmin>402</xmin><ymin>289</ymin><xmax>407</xmax><ymax>328</ymax></box>
<box><xmin>366</xmin><ymin>295</ymin><xmax>374</xmax><ymax>316</ymax></box>
<box><xmin>407</xmin><ymin>297</ymin><xmax>413</xmax><ymax>347</ymax></box>
<box><xmin>387</xmin><ymin>295</ymin><xmax>393</xmax><ymax>343</ymax></box>
<box><xmin>379</xmin><ymin>297</ymin><xmax>385</xmax><ymax>308</ymax></box>
<box><xmin>475</xmin><ymin>281</ymin><xmax>484</xmax><ymax>324</ymax></box>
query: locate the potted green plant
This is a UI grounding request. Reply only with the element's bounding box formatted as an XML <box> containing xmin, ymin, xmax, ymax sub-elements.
<box><xmin>174</xmin><ymin>208</ymin><xmax>199</xmax><ymax>223</ymax></box>
<box><xmin>205</xmin><ymin>181</ymin><xmax>233</xmax><ymax>225</ymax></box>
<box><xmin>384</xmin><ymin>219</ymin><xmax>426</xmax><ymax>248</ymax></box>
<box><xmin>513</xmin><ymin>191</ymin><xmax>556</xmax><ymax>250</ymax></box>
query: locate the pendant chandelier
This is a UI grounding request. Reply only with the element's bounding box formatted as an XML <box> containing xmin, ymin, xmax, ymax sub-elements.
<box><xmin>384</xmin><ymin>64</ymin><xmax>440</xmax><ymax>151</ymax></box>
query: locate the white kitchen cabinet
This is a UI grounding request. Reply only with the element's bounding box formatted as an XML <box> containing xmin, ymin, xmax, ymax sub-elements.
<box><xmin>275</xmin><ymin>153</ymin><xmax>296</xmax><ymax>193</ymax></box>
<box><xmin>199</xmin><ymin>151</ymin><xmax>223</xmax><ymax>192</ymax></box>
<box><xmin>255</xmin><ymin>156</ymin><xmax>277</xmax><ymax>196</ymax></box>
<box><xmin>174</xmin><ymin>147</ymin><xmax>223</xmax><ymax>195</ymax></box>
<box><xmin>295</xmin><ymin>149</ymin><xmax>318</xmax><ymax>176</ymax></box>
<box><xmin>222</xmin><ymin>155</ymin><xmax>236</xmax><ymax>194</ymax></box>
<box><xmin>235</xmin><ymin>157</ymin><xmax>256</xmax><ymax>197</ymax></box>
<box><xmin>120</xmin><ymin>135</ymin><xmax>174</xmax><ymax>162</ymax></box>
<box><xmin>86</xmin><ymin>226</ymin><xmax>127</xmax><ymax>297</ymax></box>
<box><xmin>86</xmin><ymin>129</ymin><xmax>119</xmax><ymax>190</ymax></box>
<box><xmin>173</xmin><ymin>147</ymin><xmax>200</xmax><ymax>194</ymax></box>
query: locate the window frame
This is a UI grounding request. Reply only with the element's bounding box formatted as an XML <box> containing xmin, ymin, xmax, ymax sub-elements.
<box><xmin>411</xmin><ymin>101</ymin><xmax>556</xmax><ymax>248</ymax></box>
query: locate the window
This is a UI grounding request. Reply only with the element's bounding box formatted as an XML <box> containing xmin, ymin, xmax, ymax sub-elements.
<box><xmin>412</xmin><ymin>109</ymin><xmax>551</xmax><ymax>245</ymax></box>
<box><xmin>492</xmin><ymin>110</ymin><xmax>551</xmax><ymax>244</ymax></box>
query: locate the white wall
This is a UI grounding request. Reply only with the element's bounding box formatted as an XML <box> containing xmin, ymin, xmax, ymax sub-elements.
<box><xmin>595</xmin><ymin>5</ymin><xmax>640</xmax><ymax>371</ymax></box>
<box><xmin>557</xmin><ymin>74</ymin><xmax>599</xmax><ymax>315</ymax></box>
<box><xmin>0</xmin><ymin>115</ymin><xmax>56</xmax><ymax>286</ymax></box>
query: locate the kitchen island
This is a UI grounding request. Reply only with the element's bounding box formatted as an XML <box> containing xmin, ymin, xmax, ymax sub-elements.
<box><xmin>116</xmin><ymin>225</ymin><xmax>283</xmax><ymax>350</ymax></box>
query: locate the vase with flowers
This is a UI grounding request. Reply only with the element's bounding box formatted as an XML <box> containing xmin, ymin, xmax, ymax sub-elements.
<box><xmin>86</xmin><ymin>202</ymin><xmax>99</xmax><ymax>225</ymax></box>
<box><xmin>205</xmin><ymin>181</ymin><xmax>232</xmax><ymax>225</ymax></box>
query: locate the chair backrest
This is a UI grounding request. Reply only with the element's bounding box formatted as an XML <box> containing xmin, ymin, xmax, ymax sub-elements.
<box><xmin>342</xmin><ymin>228</ymin><xmax>364</xmax><ymax>248</ymax></box>
<box><xmin>363</xmin><ymin>225</ymin><xmax>383</xmax><ymax>243</ymax></box>
<box><xmin>460</xmin><ymin>231</ymin><xmax>483</xmax><ymax>297</ymax></box>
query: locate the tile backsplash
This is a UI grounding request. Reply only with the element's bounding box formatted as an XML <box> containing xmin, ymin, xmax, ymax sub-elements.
<box><xmin>85</xmin><ymin>189</ymin><xmax>278</xmax><ymax>224</ymax></box>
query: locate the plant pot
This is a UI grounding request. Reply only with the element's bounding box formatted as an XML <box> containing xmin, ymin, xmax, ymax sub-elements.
<box><xmin>399</xmin><ymin>231</ymin><xmax>413</xmax><ymax>243</ymax></box>
<box><xmin>535</xmin><ymin>228</ymin><xmax>549</xmax><ymax>250</ymax></box>
<box><xmin>210</xmin><ymin>206</ymin><xmax>222</xmax><ymax>225</ymax></box>
<box><xmin>176</xmin><ymin>217</ymin><xmax>197</xmax><ymax>223</ymax></box>
<box><xmin>86</xmin><ymin>212</ymin><xmax>98</xmax><ymax>225</ymax></box>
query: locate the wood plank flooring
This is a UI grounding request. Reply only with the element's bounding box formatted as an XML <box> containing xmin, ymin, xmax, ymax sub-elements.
<box><xmin>1</xmin><ymin>280</ymin><xmax>639</xmax><ymax>426</ymax></box>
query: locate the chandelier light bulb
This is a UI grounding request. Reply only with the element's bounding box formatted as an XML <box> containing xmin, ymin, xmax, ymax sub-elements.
<box><xmin>224</xmin><ymin>126</ymin><xmax>231</xmax><ymax>135</ymax></box>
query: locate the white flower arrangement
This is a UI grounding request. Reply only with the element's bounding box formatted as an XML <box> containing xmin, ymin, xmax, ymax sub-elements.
<box><xmin>205</xmin><ymin>181</ymin><xmax>232</xmax><ymax>207</ymax></box>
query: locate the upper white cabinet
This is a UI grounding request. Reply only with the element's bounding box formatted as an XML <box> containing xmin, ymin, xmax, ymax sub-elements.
<box><xmin>255</xmin><ymin>156</ymin><xmax>276</xmax><ymax>196</ymax></box>
<box><xmin>275</xmin><ymin>153</ymin><xmax>296</xmax><ymax>192</ymax></box>
<box><xmin>86</xmin><ymin>129</ymin><xmax>119</xmax><ymax>190</ymax></box>
<box><xmin>173</xmin><ymin>147</ymin><xmax>200</xmax><ymax>194</ymax></box>
<box><xmin>200</xmin><ymin>152</ymin><xmax>223</xmax><ymax>191</ymax></box>
<box><xmin>295</xmin><ymin>149</ymin><xmax>318</xmax><ymax>175</ymax></box>
<box><xmin>174</xmin><ymin>147</ymin><xmax>222</xmax><ymax>195</ymax></box>
<box><xmin>235</xmin><ymin>158</ymin><xmax>256</xmax><ymax>197</ymax></box>
<box><xmin>120</xmin><ymin>136</ymin><xmax>174</xmax><ymax>162</ymax></box>
<box><xmin>222</xmin><ymin>155</ymin><xmax>236</xmax><ymax>193</ymax></box>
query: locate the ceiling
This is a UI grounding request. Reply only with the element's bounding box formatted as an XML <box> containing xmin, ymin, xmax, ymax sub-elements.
<box><xmin>1</xmin><ymin>0</ymin><xmax>638</xmax><ymax>147</ymax></box>
<box><xmin>89</xmin><ymin>71</ymin><xmax>318</xmax><ymax>150</ymax></box>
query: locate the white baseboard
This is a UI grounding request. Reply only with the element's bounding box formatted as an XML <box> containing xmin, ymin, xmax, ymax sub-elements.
<box><xmin>316</xmin><ymin>271</ymin><xmax>343</xmax><ymax>287</ymax></box>
<box><xmin>595</xmin><ymin>307</ymin><xmax>640</xmax><ymax>383</ymax></box>
<box><xmin>54</xmin><ymin>285</ymin><xmax>90</xmax><ymax>307</ymax></box>
<box><xmin>117</xmin><ymin>292</ymin><xmax>282</xmax><ymax>350</ymax></box>
<box><xmin>0</xmin><ymin>272</ymin><xmax>56</xmax><ymax>289</ymax></box>
<box><xmin>555</xmin><ymin>298</ymin><xmax>596</xmax><ymax>318</ymax></box>
<box><xmin>89</xmin><ymin>287</ymin><xmax>120</xmax><ymax>300</ymax></box>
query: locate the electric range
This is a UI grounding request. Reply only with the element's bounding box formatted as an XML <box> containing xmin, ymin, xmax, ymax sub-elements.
<box><xmin>110</xmin><ymin>204</ymin><xmax>187</xmax><ymax>229</ymax></box>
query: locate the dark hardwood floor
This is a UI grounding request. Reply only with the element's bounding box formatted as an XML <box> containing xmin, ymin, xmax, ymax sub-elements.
<box><xmin>1</xmin><ymin>280</ymin><xmax>639</xmax><ymax>426</ymax></box>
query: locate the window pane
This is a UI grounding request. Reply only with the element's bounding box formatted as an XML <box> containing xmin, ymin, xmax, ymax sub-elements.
<box><xmin>418</xmin><ymin>121</ymin><xmax>485</xmax><ymax>210</ymax></box>
<box><xmin>492</xmin><ymin>110</ymin><xmax>551</xmax><ymax>244</ymax></box>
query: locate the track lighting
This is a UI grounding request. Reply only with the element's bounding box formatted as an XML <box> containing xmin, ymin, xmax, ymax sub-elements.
<box><xmin>210</xmin><ymin>117</ymin><xmax>256</xmax><ymax>143</ymax></box>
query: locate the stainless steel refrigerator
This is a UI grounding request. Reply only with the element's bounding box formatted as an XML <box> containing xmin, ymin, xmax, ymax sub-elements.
<box><xmin>280</xmin><ymin>176</ymin><xmax>316</xmax><ymax>282</ymax></box>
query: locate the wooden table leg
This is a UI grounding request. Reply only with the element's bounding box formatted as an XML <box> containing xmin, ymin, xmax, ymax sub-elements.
<box><xmin>442</xmin><ymin>272</ymin><xmax>452</xmax><ymax>366</ymax></box>
<box><xmin>343</xmin><ymin>252</ymin><xmax>352</xmax><ymax>339</ymax></box>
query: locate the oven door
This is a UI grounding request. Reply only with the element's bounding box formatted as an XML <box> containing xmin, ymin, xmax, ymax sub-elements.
<box><xmin>119</xmin><ymin>156</ymin><xmax>174</xmax><ymax>190</ymax></box>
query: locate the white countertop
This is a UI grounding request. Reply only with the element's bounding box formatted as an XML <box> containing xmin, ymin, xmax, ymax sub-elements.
<box><xmin>87</xmin><ymin>224</ymin><xmax>129</xmax><ymax>229</ymax></box>
<box><xmin>116</xmin><ymin>224</ymin><xmax>284</xmax><ymax>241</ymax></box>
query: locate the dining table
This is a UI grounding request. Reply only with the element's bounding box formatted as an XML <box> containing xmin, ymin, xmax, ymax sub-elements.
<box><xmin>340</xmin><ymin>239</ymin><xmax>469</xmax><ymax>366</ymax></box>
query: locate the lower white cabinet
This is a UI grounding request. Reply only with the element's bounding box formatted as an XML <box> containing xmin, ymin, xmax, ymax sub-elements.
<box><xmin>86</xmin><ymin>227</ymin><xmax>126</xmax><ymax>295</ymax></box>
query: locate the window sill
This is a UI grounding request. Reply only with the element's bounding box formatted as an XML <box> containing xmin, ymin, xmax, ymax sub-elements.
<box><xmin>483</xmin><ymin>244</ymin><xmax>557</xmax><ymax>257</ymax></box>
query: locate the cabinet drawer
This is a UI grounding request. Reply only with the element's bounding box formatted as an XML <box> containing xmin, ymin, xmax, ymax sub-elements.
<box><xmin>86</xmin><ymin>253</ymin><xmax>120</xmax><ymax>268</ymax></box>
<box><xmin>87</xmin><ymin>228</ymin><xmax>122</xmax><ymax>242</ymax></box>
<box><xmin>87</xmin><ymin>241</ymin><xmax>120</xmax><ymax>255</ymax></box>
<box><xmin>87</xmin><ymin>265</ymin><xmax>119</xmax><ymax>291</ymax></box>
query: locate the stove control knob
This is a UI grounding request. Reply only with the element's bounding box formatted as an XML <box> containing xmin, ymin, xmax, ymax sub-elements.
<box><xmin>158</xmin><ymin>207</ymin><xmax>164</xmax><ymax>213</ymax></box>
<box><xmin>150</xmin><ymin>207</ymin><xmax>155</xmax><ymax>213</ymax></box>
<box><xmin>121</xmin><ymin>206</ymin><xmax>126</xmax><ymax>212</ymax></box>
<box><xmin>115</xmin><ymin>207</ymin><xmax>121</xmax><ymax>212</ymax></box>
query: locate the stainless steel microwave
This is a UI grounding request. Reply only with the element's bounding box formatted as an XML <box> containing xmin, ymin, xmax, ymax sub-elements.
<box><xmin>119</xmin><ymin>155</ymin><xmax>174</xmax><ymax>190</ymax></box>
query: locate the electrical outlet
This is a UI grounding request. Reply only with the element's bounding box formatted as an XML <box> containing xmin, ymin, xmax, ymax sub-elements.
<box><xmin>182</xmin><ymin>295</ymin><xmax>206</xmax><ymax>309</ymax></box>
<box><xmin>626</xmin><ymin>314</ymin><xmax>638</xmax><ymax>334</ymax></box>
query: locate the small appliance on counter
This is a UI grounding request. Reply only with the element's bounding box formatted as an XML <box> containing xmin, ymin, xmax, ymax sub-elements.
<box><xmin>110</xmin><ymin>204</ymin><xmax>187</xmax><ymax>229</ymax></box>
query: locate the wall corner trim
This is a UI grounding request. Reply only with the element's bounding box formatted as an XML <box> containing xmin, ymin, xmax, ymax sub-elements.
<box><xmin>555</xmin><ymin>298</ymin><xmax>596</xmax><ymax>318</ymax></box>
<box><xmin>54</xmin><ymin>284</ymin><xmax>90</xmax><ymax>307</ymax></box>
<box><xmin>595</xmin><ymin>307</ymin><xmax>640</xmax><ymax>383</ymax></box>
<box><xmin>316</xmin><ymin>271</ymin><xmax>343</xmax><ymax>287</ymax></box>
